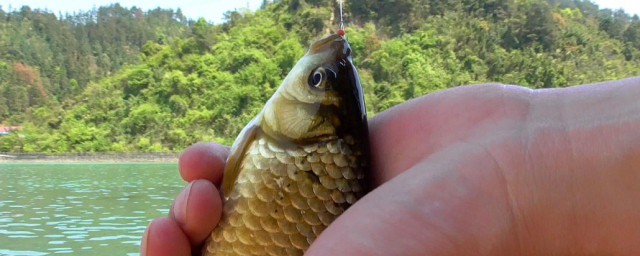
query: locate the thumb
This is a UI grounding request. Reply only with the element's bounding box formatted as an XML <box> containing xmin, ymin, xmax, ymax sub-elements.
<box><xmin>306</xmin><ymin>143</ymin><xmax>520</xmax><ymax>255</ymax></box>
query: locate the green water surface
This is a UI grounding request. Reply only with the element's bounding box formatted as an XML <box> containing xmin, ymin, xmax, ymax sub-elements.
<box><xmin>0</xmin><ymin>163</ymin><xmax>184</xmax><ymax>255</ymax></box>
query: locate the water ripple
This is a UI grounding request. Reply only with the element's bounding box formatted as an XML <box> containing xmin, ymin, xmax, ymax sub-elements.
<box><xmin>0</xmin><ymin>163</ymin><xmax>182</xmax><ymax>255</ymax></box>
<box><xmin>0</xmin><ymin>249</ymin><xmax>48</xmax><ymax>256</ymax></box>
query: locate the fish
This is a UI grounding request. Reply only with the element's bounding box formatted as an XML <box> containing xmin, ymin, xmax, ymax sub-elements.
<box><xmin>202</xmin><ymin>33</ymin><xmax>370</xmax><ymax>256</ymax></box>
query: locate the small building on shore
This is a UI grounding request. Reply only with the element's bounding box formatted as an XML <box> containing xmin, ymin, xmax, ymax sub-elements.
<box><xmin>0</xmin><ymin>126</ymin><xmax>22</xmax><ymax>136</ymax></box>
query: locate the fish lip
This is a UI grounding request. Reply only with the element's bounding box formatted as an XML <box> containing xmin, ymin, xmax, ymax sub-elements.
<box><xmin>309</xmin><ymin>34</ymin><xmax>351</xmax><ymax>58</ymax></box>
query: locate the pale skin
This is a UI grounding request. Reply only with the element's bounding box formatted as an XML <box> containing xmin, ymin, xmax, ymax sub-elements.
<box><xmin>141</xmin><ymin>77</ymin><xmax>640</xmax><ymax>255</ymax></box>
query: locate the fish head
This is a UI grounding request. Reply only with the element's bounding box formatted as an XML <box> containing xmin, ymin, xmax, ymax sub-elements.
<box><xmin>261</xmin><ymin>33</ymin><xmax>367</xmax><ymax>144</ymax></box>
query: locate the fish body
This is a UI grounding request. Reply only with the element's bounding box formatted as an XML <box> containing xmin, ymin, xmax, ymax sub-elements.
<box><xmin>203</xmin><ymin>34</ymin><xmax>369</xmax><ymax>256</ymax></box>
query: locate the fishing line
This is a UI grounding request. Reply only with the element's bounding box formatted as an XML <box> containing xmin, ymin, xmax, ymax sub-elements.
<box><xmin>339</xmin><ymin>0</ymin><xmax>344</xmax><ymax>30</ymax></box>
<box><xmin>337</xmin><ymin>0</ymin><xmax>345</xmax><ymax>36</ymax></box>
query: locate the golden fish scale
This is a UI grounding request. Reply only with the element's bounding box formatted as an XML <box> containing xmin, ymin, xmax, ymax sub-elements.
<box><xmin>203</xmin><ymin>135</ymin><xmax>366</xmax><ymax>256</ymax></box>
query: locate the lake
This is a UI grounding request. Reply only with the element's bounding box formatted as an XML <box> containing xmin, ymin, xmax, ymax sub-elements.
<box><xmin>0</xmin><ymin>163</ymin><xmax>184</xmax><ymax>256</ymax></box>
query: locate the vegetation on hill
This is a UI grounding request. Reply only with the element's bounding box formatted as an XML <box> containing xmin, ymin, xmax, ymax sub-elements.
<box><xmin>1</xmin><ymin>0</ymin><xmax>639</xmax><ymax>153</ymax></box>
<box><xmin>0</xmin><ymin>4</ymin><xmax>189</xmax><ymax>120</ymax></box>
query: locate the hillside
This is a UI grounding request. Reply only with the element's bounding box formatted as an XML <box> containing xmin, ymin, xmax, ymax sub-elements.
<box><xmin>0</xmin><ymin>4</ymin><xmax>190</xmax><ymax>120</ymax></box>
<box><xmin>1</xmin><ymin>0</ymin><xmax>640</xmax><ymax>153</ymax></box>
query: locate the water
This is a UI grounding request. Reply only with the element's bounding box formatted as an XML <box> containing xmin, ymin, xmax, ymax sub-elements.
<box><xmin>0</xmin><ymin>163</ymin><xmax>184</xmax><ymax>255</ymax></box>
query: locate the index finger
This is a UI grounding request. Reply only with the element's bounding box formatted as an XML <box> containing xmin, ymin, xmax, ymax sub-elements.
<box><xmin>179</xmin><ymin>142</ymin><xmax>230</xmax><ymax>186</ymax></box>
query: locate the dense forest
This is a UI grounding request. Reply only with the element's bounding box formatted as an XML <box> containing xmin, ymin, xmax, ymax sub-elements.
<box><xmin>1</xmin><ymin>0</ymin><xmax>639</xmax><ymax>153</ymax></box>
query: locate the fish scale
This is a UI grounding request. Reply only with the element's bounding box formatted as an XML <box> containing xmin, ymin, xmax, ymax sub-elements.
<box><xmin>204</xmin><ymin>136</ymin><xmax>366</xmax><ymax>255</ymax></box>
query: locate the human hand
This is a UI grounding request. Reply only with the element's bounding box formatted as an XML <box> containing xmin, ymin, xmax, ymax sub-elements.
<box><xmin>142</xmin><ymin>77</ymin><xmax>640</xmax><ymax>255</ymax></box>
<box><xmin>141</xmin><ymin>143</ymin><xmax>228</xmax><ymax>256</ymax></box>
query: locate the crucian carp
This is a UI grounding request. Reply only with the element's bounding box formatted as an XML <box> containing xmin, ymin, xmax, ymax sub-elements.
<box><xmin>202</xmin><ymin>33</ymin><xmax>370</xmax><ymax>256</ymax></box>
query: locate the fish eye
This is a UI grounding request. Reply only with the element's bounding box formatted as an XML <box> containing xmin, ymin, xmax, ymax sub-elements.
<box><xmin>309</xmin><ymin>68</ymin><xmax>326</xmax><ymax>89</ymax></box>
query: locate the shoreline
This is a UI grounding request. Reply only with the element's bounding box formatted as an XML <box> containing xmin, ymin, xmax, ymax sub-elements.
<box><xmin>0</xmin><ymin>153</ymin><xmax>179</xmax><ymax>163</ymax></box>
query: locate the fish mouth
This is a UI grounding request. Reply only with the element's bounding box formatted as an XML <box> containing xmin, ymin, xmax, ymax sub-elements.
<box><xmin>309</xmin><ymin>34</ymin><xmax>352</xmax><ymax>60</ymax></box>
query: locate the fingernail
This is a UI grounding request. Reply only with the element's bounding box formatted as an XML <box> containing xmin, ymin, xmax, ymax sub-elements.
<box><xmin>173</xmin><ymin>182</ymin><xmax>193</xmax><ymax>226</ymax></box>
